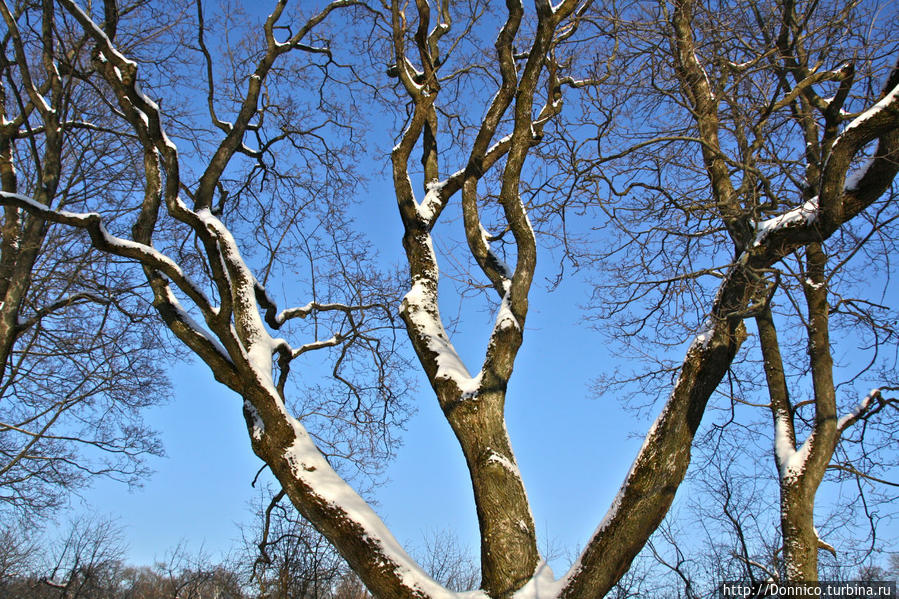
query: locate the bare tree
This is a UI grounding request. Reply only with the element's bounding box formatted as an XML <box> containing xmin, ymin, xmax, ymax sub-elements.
<box><xmin>3</xmin><ymin>0</ymin><xmax>409</xmax><ymax>596</ymax></box>
<box><xmin>40</xmin><ymin>515</ymin><xmax>127</xmax><ymax>599</ymax></box>
<box><xmin>241</xmin><ymin>487</ymin><xmax>348</xmax><ymax>599</ymax></box>
<box><xmin>665</xmin><ymin>0</ymin><xmax>899</xmax><ymax>582</ymax></box>
<box><xmin>577</xmin><ymin>0</ymin><xmax>899</xmax><ymax>585</ymax></box>
<box><xmin>0</xmin><ymin>525</ymin><xmax>36</xmax><ymax>587</ymax></box>
<box><xmin>146</xmin><ymin>543</ymin><xmax>246</xmax><ymax>599</ymax></box>
<box><xmin>0</xmin><ymin>0</ymin><xmax>171</xmax><ymax>520</ymax></box>
<box><xmin>0</xmin><ymin>1</ymin><xmax>897</xmax><ymax>599</ymax></box>
<box><xmin>416</xmin><ymin>530</ymin><xmax>479</xmax><ymax>594</ymax></box>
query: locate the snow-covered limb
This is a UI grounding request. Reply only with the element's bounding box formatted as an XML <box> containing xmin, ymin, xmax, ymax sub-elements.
<box><xmin>277</xmin><ymin>302</ymin><xmax>382</xmax><ymax>322</ymax></box>
<box><xmin>401</xmin><ymin>277</ymin><xmax>483</xmax><ymax>397</ymax></box>
<box><xmin>0</xmin><ymin>191</ymin><xmax>215</xmax><ymax>318</ymax></box>
<box><xmin>0</xmin><ymin>196</ymin><xmax>237</xmax><ymax>377</ymax></box>
<box><xmin>192</xmin><ymin>209</ymin><xmax>288</xmax><ymax>394</ymax></box>
<box><xmin>160</xmin><ymin>286</ymin><xmax>231</xmax><ymax>365</ymax></box>
<box><xmin>837</xmin><ymin>388</ymin><xmax>882</xmax><ymax>432</ymax></box>
<box><xmin>57</xmin><ymin>0</ymin><xmax>181</xmax><ymax>164</ymax></box>
<box><xmin>841</xmin><ymin>82</ymin><xmax>899</xmax><ymax>136</ymax></box>
<box><xmin>753</xmin><ymin>197</ymin><xmax>819</xmax><ymax>247</ymax></box>
<box><xmin>0</xmin><ymin>3</ymin><xmax>54</xmax><ymax>119</ymax></box>
<box><xmin>274</xmin><ymin>404</ymin><xmax>487</xmax><ymax>599</ymax></box>
<box><xmin>291</xmin><ymin>335</ymin><xmax>344</xmax><ymax>358</ymax></box>
<box><xmin>56</xmin><ymin>0</ymin><xmax>137</xmax><ymax>72</ymax></box>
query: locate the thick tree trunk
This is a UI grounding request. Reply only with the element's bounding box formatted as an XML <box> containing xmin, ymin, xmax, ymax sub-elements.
<box><xmin>758</xmin><ymin>245</ymin><xmax>840</xmax><ymax>584</ymax></box>
<box><xmin>781</xmin><ymin>481</ymin><xmax>818</xmax><ymax>582</ymax></box>
<box><xmin>443</xmin><ymin>389</ymin><xmax>538</xmax><ymax>598</ymax></box>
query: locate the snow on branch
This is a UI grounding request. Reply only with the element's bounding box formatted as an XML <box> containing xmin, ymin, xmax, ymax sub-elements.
<box><xmin>159</xmin><ymin>286</ymin><xmax>231</xmax><ymax>364</ymax></box>
<box><xmin>419</xmin><ymin>179</ymin><xmax>451</xmax><ymax>224</ymax></box>
<box><xmin>0</xmin><ymin>191</ymin><xmax>214</xmax><ymax>316</ymax></box>
<box><xmin>752</xmin><ymin>197</ymin><xmax>819</xmax><ymax>247</ymax></box>
<box><xmin>291</xmin><ymin>335</ymin><xmax>344</xmax><ymax>358</ymax></box>
<box><xmin>836</xmin><ymin>387</ymin><xmax>892</xmax><ymax>432</ymax></box>
<box><xmin>773</xmin><ymin>410</ymin><xmax>810</xmax><ymax>482</ymax></box>
<box><xmin>402</xmin><ymin>278</ymin><xmax>483</xmax><ymax>398</ymax></box>
<box><xmin>840</xmin><ymin>83</ymin><xmax>899</xmax><ymax>137</ymax></box>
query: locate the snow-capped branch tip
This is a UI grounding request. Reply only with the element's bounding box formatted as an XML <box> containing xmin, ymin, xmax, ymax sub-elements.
<box><xmin>816</xmin><ymin>533</ymin><xmax>837</xmax><ymax>558</ymax></box>
<box><xmin>837</xmin><ymin>387</ymin><xmax>896</xmax><ymax>432</ymax></box>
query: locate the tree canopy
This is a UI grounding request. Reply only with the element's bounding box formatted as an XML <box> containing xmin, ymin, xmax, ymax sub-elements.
<box><xmin>0</xmin><ymin>0</ymin><xmax>897</xmax><ymax>597</ymax></box>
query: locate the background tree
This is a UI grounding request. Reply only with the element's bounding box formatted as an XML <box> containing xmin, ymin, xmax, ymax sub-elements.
<box><xmin>0</xmin><ymin>0</ymin><xmax>170</xmax><ymax>521</ymax></box>
<box><xmin>0</xmin><ymin>525</ymin><xmax>36</xmax><ymax>592</ymax></box>
<box><xmin>576</xmin><ymin>0</ymin><xmax>899</xmax><ymax>584</ymax></box>
<box><xmin>41</xmin><ymin>515</ymin><xmax>128</xmax><ymax>599</ymax></box>
<box><xmin>242</xmin><ymin>487</ymin><xmax>349</xmax><ymax>599</ymax></box>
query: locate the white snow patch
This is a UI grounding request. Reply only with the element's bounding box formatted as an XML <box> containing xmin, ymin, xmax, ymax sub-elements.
<box><xmin>784</xmin><ymin>442</ymin><xmax>812</xmax><ymax>480</ymax></box>
<box><xmin>244</xmin><ymin>400</ymin><xmax>264</xmax><ymax>440</ymax></box>
<box><xmin>512</xmin><ymin>561</ymin><xmax>561</xmax><ymax>599</ymax></box>
<box><xmin>691</xmin><ymin>317</ymin><xmax>715</xmax><ymax>351</ymax></box>
<box><xmin>773</xmin><ymin>412</ymin><xmax>795</xmax><ymax>475</ymax></box>
<box><xmin>804</xmin><ymin>278</ymin><xmax>825</xmax><ymax>289</ymax></box>
<box><xmin>773</xmin><ymin>411</ymin><xmax>811</xmax><ymax>481</ymax></box>
<box><xmin>837</xmin><ymin>388</ymin><xmax>879</xmax><ymax>431</ymax></box>
<box><xmin>844</xmin><ymin>157</ymin><xmax>876</xmax><ymax>191</ymax></box>
<box><xmin>419</xmin><ymin>180</ymin><xmax>447</xmax><ymax>222</ymax></box>
<box><xmin>486</xmin><ymin>448</ymin><xmax>521</xmax><ymax>478</ymax></box>
<box><xmin>753</xmin><ymin>197</ymin><xmax>819</xmax><ymax>246</ymax></box>
<box><xmin>246</xmin><ymin>333</ymin><xmax>283</xmax><ymax>386</ymax></box>
<box><xmin>282</xmin><ymin>415</ymin><xmax>487</xmax><ymax>599</ymax></box>
<box><xmin>495</xmin><ymin>288</ymin><xmax>520</xmax><ymax>332</ymax></box>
